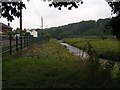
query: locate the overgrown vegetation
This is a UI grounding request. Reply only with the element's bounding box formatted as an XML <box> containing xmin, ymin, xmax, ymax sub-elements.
<box><xmin>63</xmin><ymin>38</ymin><xmax>120</xmax><ymax>61</ymax></box>
<box><xmin>2</xmin><ymin>39</ymin><xmax>120</xmax><ymax>88</ymax></box>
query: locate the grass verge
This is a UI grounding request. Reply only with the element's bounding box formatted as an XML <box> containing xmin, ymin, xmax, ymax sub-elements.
<box><xmin>2</xmin><ymin>39</ymin><xmax>120</xmax><ymax>88</ymax></box>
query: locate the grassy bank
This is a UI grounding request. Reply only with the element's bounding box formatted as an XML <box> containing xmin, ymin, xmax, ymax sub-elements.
<box><xmin>3</xmin><ymin>39</ymin><xmax>120</xmax><ymax>88</ymax></box>
<box><xmin>63</xmin><ymin>38</ymin><xmax>120</xmax><ymax>61</ymax></box>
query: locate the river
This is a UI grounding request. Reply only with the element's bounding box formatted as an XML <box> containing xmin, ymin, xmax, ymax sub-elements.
<box><xmin>58</xmin><ymin>40</ymin><xmax>88</xmax><ymax>58</ymax></box>
<box><xmin>58</xmin><ymin>40</ymin><xmax>119</xmax><ymax>65</ymax></box>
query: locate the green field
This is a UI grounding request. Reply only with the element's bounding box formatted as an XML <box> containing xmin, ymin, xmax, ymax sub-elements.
<box><xmin>63</xmin><ymin>38</ymin><xmax>120</xmax><ymax>61</ymax></box>
<box><xmin>2</xmin><ymin>39</ymin><xmax>120</xmax><ymax>88</ymax></box>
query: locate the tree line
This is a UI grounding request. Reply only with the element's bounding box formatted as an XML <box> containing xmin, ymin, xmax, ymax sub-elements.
<box><xmin>37</xmin><ymin>18</ymin><xmax>113</xmax><ymax>39</ymax></box>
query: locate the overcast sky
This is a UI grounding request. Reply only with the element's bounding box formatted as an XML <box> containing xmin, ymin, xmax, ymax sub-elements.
<box><xmin>0</xmin><ymin>0</ymin><xmax>112</xmax><ymax>29</ymax></box>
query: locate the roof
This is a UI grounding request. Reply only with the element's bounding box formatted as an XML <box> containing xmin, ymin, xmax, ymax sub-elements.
<box><xmin>0</xmin><ymin>22</ymin><xmax>13</xmax><ymax>29</ymax></box>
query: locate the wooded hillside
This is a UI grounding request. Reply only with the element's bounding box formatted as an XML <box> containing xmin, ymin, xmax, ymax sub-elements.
<box><xmin>37</xmin><ymin>18</ymin><xmax>113</xmax><ymax>39</ymax></box>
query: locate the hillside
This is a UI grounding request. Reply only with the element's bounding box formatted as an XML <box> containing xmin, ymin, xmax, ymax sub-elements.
<box><xmin>37</xmin><ymin>18</ymin><xmax>112</xmax><ymax>39</ymax></box>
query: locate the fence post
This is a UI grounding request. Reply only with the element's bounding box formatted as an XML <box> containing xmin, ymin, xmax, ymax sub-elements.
<box><xmin>30</xmin><ymin>36</ymin><xmax>32</xmax><ymax>44</ymax></box>
<box><xmin>16</xmin><ymin>36</ymin><xmax>18</xmax><ymax>51</ymax></box>
<box><xmin>24</xmin><ymin>36</ymin><xmax>26</xmax><ymax>48</ymax></box>
<box><xmin>27</xmin><ymin>36</ymin><xmax>28</xmax><ymax>47</ymax></box>
<box><xmin>28</xmin><ymin>36</ymin><xmax>29</xmax><ymax>46</ymax></box>
<box><xmin>20</xmin><ymin>36</ymin><xmax>22</xmax><ymax>49</ymax></box>
<box><xmin>29</xmin><ymin>36</ymin><xmax>30</xmax><ymax>45</ymax></box>
<box><xmin>9</xmin><ymin>35</ymin><xmax>12</xmax><ymax>54</ymax></box>
<box><xmin>37</xmin><ymin>37</ymin><xmax>39</xmax><ymax>43</ymax></box>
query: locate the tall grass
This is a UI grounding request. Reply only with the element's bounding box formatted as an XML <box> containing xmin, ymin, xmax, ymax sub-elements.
<box><xmin>2</xmin><ymin>39</ymin><xmax>120</xmax><ymax>88</ymax></box>
<box><xmin>63</xmin><ymin>38</ymin><xmax>120</xmax><ymax>61</ymax></box>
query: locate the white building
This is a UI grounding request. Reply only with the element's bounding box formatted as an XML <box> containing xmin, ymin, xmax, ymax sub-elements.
<box><xmin>26</xmin><ymin>29</ymin><xmax>38</xmax><ymax>37</ymax></box>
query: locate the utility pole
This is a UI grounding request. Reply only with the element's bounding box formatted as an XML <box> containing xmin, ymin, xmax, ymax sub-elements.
<box><xmin>20</xmin><ymin>2</ymin><xmax>22</xmax><ymax>33</ymax></box>
<box><xmin>20</xmin><ymin>2</ymin><xmax>22</xmax><ymax>50</ymax></box>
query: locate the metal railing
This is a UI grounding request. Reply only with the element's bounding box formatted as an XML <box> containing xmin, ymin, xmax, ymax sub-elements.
<box><xmin>0</xmin><ymin>35</ymin><xmax>40</xmax><ymax>55</ymax></box>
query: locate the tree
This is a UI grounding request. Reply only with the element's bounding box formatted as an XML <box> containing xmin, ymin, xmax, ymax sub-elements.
<box><xmin>1</xmin><ymin>2</ymin><xmax>26</xmax><ymax>22</ymax></box>
<box><xmin>14</xmin><ymin>27</ymin><xmax>28</xmax><ymax>35</ymax></box>
<box><xmin>110</xmin><ymin>16</ymin><xmax>120</xmax><ymax>40</ymax></box>
<box><xmin>108</xmin><ymin>1</ymin><xmax>120</xmax><ymax>40</ymax></box>
<box><xmin>49</xmin><ymin>1</ymin><xmax>83</xmax><ymax>10</ymax></box>
<box><xmin>108</xmin><ymin>1</ymin><xmax>120</xmax><ymax>16</ymax></box>
<box><xmin>1</xmin><ymin>0</ymin><xmax>83</xmax><ymax>22</ymax></box>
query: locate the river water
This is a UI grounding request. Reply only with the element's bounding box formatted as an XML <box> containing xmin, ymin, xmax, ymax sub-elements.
<box><xmin>58</xmin><ymin>40</ymin><xmax>88</xmax><ymax>58</ymax></box>
<box><xmin>58</xmin><ymin>40</ymin><xmax>119</xmax><ymax>65</ymax></box>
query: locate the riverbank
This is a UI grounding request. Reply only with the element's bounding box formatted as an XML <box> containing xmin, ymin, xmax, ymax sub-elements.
<box><xmin>59</xmin><ymin>40</ymin><xmax>119</xmax><ymax>65</ymax></box>
<box><xmin>63</xmin><ymin>38</ymin><xmax>120</xmax><ymax>61</ymax></box>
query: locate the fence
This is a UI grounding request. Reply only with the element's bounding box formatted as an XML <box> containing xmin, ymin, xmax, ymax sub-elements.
<box><xmin>0</xmin><ymin>35</ymin><xmax>40</xmax><ymax>55</ymax></box>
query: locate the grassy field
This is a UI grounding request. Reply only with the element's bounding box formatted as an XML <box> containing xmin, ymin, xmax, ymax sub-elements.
<box><xmin>63</xmin><ymin>38</ymin><xmax>120</xmax><ymax>61</ymax></box>
<box><xmin>2</xmin><ymin>39</ymin><xmax>120</xmax><ymax>88</ymax></box>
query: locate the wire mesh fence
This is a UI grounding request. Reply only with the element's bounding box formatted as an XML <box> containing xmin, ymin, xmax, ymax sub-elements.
<box><xmin>0</xmin><ymin>35</ymin><xmax>40</xmax><ymax>55</ymax></box>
